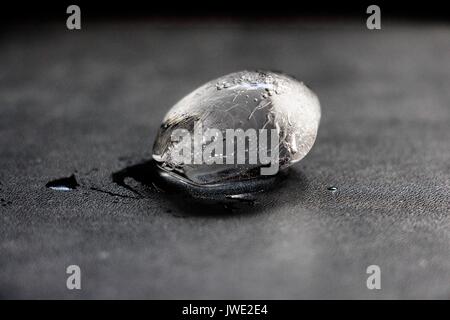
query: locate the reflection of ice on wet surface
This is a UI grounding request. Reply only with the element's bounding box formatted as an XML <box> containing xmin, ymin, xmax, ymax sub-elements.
<box><xmin>109</xmin><ymin>159</ymin><xmax>308</xmax><ymax>215</ymax></box>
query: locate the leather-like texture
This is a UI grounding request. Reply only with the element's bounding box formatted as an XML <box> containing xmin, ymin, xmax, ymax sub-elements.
<box><xmin>0</xmin><ymin>21</ymin><xmax>449</xmax><ymax>299</ymax></box>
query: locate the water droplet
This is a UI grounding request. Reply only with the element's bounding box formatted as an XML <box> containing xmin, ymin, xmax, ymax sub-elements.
<box><xmin>327</xmin><ymin>186</ymin><xmax>338</xmax><ymax>192</ymax></box>
<box><xmin>152</xmin><ymin>70</ymin><xmax>321</xmax><ymax>187</ymax></box>
<box><xmin>46</xmin><ymin>175</ymin><xmax>79</xmax><ymax>191</ymax></box>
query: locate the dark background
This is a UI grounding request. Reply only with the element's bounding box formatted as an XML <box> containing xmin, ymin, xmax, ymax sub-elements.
<box><xmin>2</xmin><ymin>1</ymin><xmax>450</xmax><ymax>23</ymax></box>
<box><xmin>1</xmin><ymin>0</ymin><xmax>449</xmax><ymax>299</ymax></box>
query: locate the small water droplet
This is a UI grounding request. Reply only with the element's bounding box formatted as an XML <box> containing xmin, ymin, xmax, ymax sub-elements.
<box><xmin>225</xmin><ymin>194</ymin><xmax>256</xmax><ymax>205</ymax></box>
<box><xmin>327</xmin><ymin>186</ymin><xmax>338</xmax><ymax>192</ymax></box>
<box><xmin>46</xmin><ymin>175</ymin><xmax>79</xmax><ymax>191</ymax></box>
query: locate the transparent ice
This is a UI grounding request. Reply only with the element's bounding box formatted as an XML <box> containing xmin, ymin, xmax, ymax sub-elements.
<box><xmin>153</xmin><ymin>70</ymin><xmax>321</xmax><ymax>186</ymax></box>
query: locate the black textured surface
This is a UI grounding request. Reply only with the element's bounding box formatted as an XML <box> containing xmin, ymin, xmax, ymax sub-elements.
<box><xmin>0</xmin><ymin>21</ymin><xmax>449</xmax><ymax>299</ymax></box>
